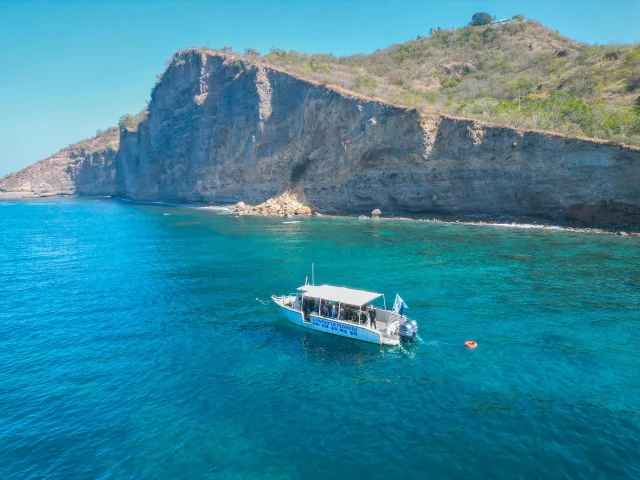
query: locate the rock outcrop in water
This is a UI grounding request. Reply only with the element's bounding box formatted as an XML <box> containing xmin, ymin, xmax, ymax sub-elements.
<box><xmin>229</xmin><ymin>192</ymin><xmax>312</xmax><ymax>217</ymax></box>
<box><xmin>0</xmin><ymin>129</ymin><xmax>119</xmax><ymax>199</ymax></box>
<box><xmin>2</xmin><ymin>49</ymin><xmax>639</xmax><ymax>229</ymax></box>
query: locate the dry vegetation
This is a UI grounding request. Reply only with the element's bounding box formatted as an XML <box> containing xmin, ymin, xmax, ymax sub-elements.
<box><xmin>197</xmin><ymin>17</ymin><xmax>640</xmax><ymax>146</ymax></box>
<box><xmin>74</xmin><ymin>127</ymin><xmax>120</xmax><ymax>153</ymax></box>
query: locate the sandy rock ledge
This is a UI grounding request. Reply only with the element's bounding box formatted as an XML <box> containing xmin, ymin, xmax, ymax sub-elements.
<box><xmin>229</xmin><ymin>192</ymin><xmax>312</xmax><ymax>217</ymax></box>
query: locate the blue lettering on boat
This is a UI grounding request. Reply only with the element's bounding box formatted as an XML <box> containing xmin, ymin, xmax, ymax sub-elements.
<box><xmin>311</xmin><ymin>317</ymin><xmax>358</xmax><ymax>337</ymax></box>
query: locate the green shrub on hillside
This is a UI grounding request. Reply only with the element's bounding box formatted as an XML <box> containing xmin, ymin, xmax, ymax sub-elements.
<box><xmin>304</xmin><ymin>61</ymin><xmax>330</xmax><ymax>74</ymax></box>
<box><xmin>624</xmin><ymin>47</ymin><xmax>640</xmax><ymax>66</ymax></box>
<box><xmin>119</xmin><ymin>114</ymin><xmax>135</xmax><ymax>130</ymax></box>
<box><xmin>353</xmin><ymin>75</ymin><xmax>377</xmax><ymax>91</ymax></box>
<box><xmin>267</xmin><ymin>47</ymin><xmax>288</xmax><ymax>59</ymax></box>
<box><xmin>118</xmin><ymin>110</ymin><xmax>148</xmax><ymax>132</ymax></box>
<box><xmin>457</xmin><ymin>91</ymin><xmax>640</xmax><ymax>143</ymax></box>
<box><xmin>604</xmin><ymin>51</ymin><xmax>620</xmax><ymax>61</ymax></box>
<box><xmin>627</xmin><ymin>70</ymin><xmax>640</xmax><ymax>92</ymax></box>
<box><xmin>442</xmin><ymin>77</ymin><xmax>462</xmax><ymax>88</ymax></box>
<box><xmin>470</xmin><ymin>12</ymin><xmax>493</xmax><ymax>26</ymax></box>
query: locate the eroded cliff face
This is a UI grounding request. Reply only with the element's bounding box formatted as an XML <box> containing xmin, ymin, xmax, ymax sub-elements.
<box><xmin>404</xmin><ymin>118</ymin><xmax>640</xmax><ymax>225</ymax></box>
<box><xmin>114</xmin><ymin>50</ymin><xmax>640</xmax><ymax>226</ymax></box>
<box><xmin>115</xmin><ymin>51</ymin><xmax>428</xmax><ymax>207</ymax></box>
<box><xmin>0</xmin><ymin>129</ymin><xmax>119</xmax><ymax>199</ymax></box>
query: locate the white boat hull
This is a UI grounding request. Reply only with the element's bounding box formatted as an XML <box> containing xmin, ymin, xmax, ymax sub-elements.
<box><xmin>272</xmin><ymin>296</ymin><xmax>399</xmax><ymax>345</ymax></box>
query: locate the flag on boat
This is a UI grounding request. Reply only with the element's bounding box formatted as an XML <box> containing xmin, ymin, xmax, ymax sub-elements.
<box><xmin>392</xmin><ymin>294</ymin><xmax>408</xmax><ymax>316</ymax></box>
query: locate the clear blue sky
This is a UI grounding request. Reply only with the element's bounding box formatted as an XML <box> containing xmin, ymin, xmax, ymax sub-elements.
<box><xmin>1</xmin><ymin>0</ymin><xmax>638</xmax><ymax>176</ymax></box>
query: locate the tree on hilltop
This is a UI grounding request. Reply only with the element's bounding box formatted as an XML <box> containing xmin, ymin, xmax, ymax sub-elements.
<box><xmin>470</xmin><ymin>12</ymin><xmax>492</xmax><ymax>26</ymax></box>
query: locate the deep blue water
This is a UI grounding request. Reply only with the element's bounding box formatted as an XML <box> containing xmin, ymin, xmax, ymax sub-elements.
<box><xmin>0</xmin><ymin>197</ymin><xmax>639</xmax><ymax>479</ymax></box>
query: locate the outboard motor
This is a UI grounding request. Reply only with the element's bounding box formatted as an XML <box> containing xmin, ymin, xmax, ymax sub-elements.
<box><xmin>399</xmin><ymin>318</ymin><xmax>419</xmax><ymax>343</ymax></box>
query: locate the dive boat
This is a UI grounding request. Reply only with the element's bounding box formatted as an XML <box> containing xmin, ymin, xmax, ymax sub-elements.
<box><xmin>272</xmin><ymin>282</ymin><xmax>418</xmax><ymax>345</ymax></box>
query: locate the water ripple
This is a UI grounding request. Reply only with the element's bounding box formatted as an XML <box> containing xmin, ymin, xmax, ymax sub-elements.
<box><xmin>0</xmin><ymin>198</ymin><xmax>639</xmax><ymax>479</ymax></box>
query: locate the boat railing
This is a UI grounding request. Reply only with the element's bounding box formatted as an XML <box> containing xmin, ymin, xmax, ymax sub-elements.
<box><xmin>284</xmin><ymin>294</ymin><xmax>298</xmax><ymax>308</ymax></box>
<box><xmin>273</xmin><ymin>294</ymin><xmax>299</xmax><ymax>308</ymax></box>
<box><xmin>381</xmin><ymin>311</ymin><xmax>403</xmax><ymax>334</ymax></box>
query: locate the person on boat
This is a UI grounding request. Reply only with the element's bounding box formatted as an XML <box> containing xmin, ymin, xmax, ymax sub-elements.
<box><xmin>295</xmin><ymin>293</ymin><xmax>302</xmax><ymax>310</ymax></box>
<box><xmin>368</xmin><ymin>305</ymin><xmax>377</xmax><ymax>329</ymax></box>
<box><xmin>330</xmin><ymin>303</ymin><xmax>337</xmax><ymax>319</ymax></box>
<box><xmin>346</xmin><ymin>307</ymin><xmax>353</xmax><ymax>322</ymax></box>
<box><xmin>321</xmin><ymin>303</ymin><xmax>329</xmax><ymax>317</ymax></box>
<box><xmin>302</xmin><ymin>298</ymin><xmax>311</xmax><ymax>321</ymax></box>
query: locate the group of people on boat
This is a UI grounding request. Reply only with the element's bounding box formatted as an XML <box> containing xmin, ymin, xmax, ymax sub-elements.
<box><xmin>297</xmin><ymin>295</ymin><xmax>377</xmax><ymax>329</ymax></box>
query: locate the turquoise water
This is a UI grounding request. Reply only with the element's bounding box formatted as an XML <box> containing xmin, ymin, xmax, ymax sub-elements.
<box><xmin>1</xmin><ymin>198</ymin><xmax>639</xmax><ymax>479</ymax></box>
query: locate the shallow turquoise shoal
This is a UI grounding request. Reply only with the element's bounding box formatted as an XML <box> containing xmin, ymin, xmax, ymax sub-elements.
<box><xmin>0</xmin><ymin>198</ymin><xmax>639</xmax><ymax>479</ymax></box>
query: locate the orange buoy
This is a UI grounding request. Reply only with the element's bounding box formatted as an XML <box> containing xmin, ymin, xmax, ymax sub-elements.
<box><xmin>465</xmin><ymin>341</ymin><xmax>477</xmax><ymax>349</ymax></box>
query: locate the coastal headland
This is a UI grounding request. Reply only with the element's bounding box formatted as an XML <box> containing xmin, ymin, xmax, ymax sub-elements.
<box><xmin>2</xmin><ymin>42</ymin><xmax>639</xmax><ymax>232</ymax></box>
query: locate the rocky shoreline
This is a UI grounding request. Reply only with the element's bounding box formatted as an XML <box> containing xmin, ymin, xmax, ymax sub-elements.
<box><xmin>394</xmin><ymin>217</ymin><xmax>640</xmax><ymax>237</ymax></box>
<box><xmin>361</xmin><ymin>212</ymin><xmax>640</xmax><ymax>236</ymax></box>
<box><xmin>3</xmin><ymin>193</ymin><xmax>638</xmax><ymax>236</ymax></box>
<box><xmin>198</xmin><ymin>200</ymin><xmax>640</xmax><ymax>236</ymax></box>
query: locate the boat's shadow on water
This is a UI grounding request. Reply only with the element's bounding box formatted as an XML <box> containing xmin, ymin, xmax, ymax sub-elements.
<box><xmin>271</xmin><ymin>318</ymin><xmax>385</xmax><ymax>363</ymax></box>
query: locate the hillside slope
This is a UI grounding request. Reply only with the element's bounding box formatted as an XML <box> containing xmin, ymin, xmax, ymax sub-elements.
<box><xmin>0</xmin><ymin>129</ymin><xmax>119</xmax><ymax>199</ymax></box>
<box><xmin>233</xmin><ymin>18</ymin><xmax>640</xmax><ymax>146</ymax></box>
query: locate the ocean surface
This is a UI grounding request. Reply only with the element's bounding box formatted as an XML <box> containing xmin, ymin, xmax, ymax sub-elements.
<box><xmin>1</xmin><ymin>197</ymin><xmax>639</xmax><ymax>479</ymax></box>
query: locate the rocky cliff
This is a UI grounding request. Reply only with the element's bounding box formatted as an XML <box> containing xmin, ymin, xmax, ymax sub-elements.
<box><xmin>0</xmin><ymin>128</ymin><xmax>119</xmax><ymax>199</ymax></box>
<box><xmin>115</xmin><ymin>50</ymin><xmax>640</xmax><ymax>226</ymax></box>
<box><xmin>115</xmin><ymin>51</ymin><xmax>430</xmax><ymax>207</ymax></box>
<box><xmin>2</xmin><ymin>50</ymin><xmax>639</xmax><ymax>228</ymax></box>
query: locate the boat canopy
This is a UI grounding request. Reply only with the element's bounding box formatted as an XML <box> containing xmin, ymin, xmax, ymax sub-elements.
<box><xmin>298</xmin><ymin>284</ymin><xmax>382</xmax><ymax>306</ymax></box>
